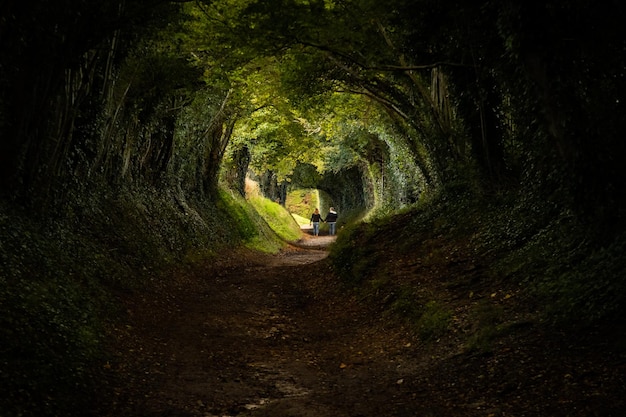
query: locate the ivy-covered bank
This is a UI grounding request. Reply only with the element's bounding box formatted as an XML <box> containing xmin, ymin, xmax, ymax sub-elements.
<box><xmin>330</xmin><ymin>187</ymin><xmax>626</xmax><ymax>330</ymax></box>
<box><xmin>0</xmin><ymin>182</ymin><xmax>285</xmax><ymax>417</ymax></box>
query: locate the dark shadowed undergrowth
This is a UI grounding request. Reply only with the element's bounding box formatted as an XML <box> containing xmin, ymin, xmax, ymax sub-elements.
<box><xmin>330</xmin><ymin>187</ymin><xmax>626</xmax><ymax>341</ymax></box>
<box><xmin>0</xmin><ymin>184</ymin><xmax>284</xmax><ymax>417</ymax></box>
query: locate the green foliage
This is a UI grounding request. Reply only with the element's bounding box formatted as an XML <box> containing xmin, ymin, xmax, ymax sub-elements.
<box><xmin>328</xmin><ymin>222</ymin><xmax>381</xmax><ymax>287</ymax></box>
<box><xmin>415</xmin><ymin>301</ymin><xmax>453</xmax><ymax>341</ymax></box>
<box><xmin>216</xmin><ymin>189</ymin><xmax>261</xmax><ymax>240</ymax></box>
<box><xmin>534</xmin><ymin>231</ymin><xmax>626</xmax><ymax>325</ymax></box>
<box><xmin>331</xmin><ymin>181</ymin><xmax>626</xmax><ymax>354</ymax></box>
<box><xmin>0</xmin><ymin>207</ymin><xmax>114</xmax><ymax>417</ymax></box>
<box><xmin>216</xmin><ymin>189</ymin><xmax>285</xmax><ymax>253</ymax></box>
<box><xmin>291</xmin><ymin>213</ymin><xmax>309</xmax><ymax>227</ymax></box>
<box><xmin>387</xmin><ymin>286</ymin><xmax>422</xmax><ymax>320</ymax></box>
<box><xmin>465</xmin><ymin>302</ymin><xmax>506</xmax><ymax>353</ymax></box>
<box><xmin>470</xmin><ymin>191</ymin><xmax>626</xmax><ymax>325</ymax></box>
<box><xmin>285</xmin><ymin>188</ymin><xmax>319</xmax><ymax>219</ymax></box>
<box><xmin>334</xmin><ymin>234</ymin><xmax>453</xmax><ymax>341</ymax></box>
<box><xmin>468</xmin><ymin>189</ymin><xmax>626</xmax><ymax>326</ymax></box>
<box><xmin>248</xmin><ymin>194</ymin><xmax>302</xmax><ymax>242</ymax></box>
<box><xmin>0</xmin><ymin>275</ymin><xmax>103</xmax><ymax>417</ymax></box>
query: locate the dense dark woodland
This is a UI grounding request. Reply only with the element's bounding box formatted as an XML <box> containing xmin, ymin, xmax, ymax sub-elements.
<box><xmin>2</xmin><ymin>1</ymin><xmax>626</xmax><ymax>416</ymax></box>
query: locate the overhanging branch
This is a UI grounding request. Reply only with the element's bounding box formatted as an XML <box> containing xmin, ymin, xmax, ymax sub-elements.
<box><xmin>296</xmin><ymin>39</ymin><xmax>469</xmax><ymax>73</ymax></box>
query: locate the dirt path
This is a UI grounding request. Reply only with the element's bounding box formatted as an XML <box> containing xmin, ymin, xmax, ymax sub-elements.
<box><xmin>103</xmin><ymin>239</ymin><xmax>427</xmax><ymax>417</ymax></box>
<box><xmin>100</xmin><ymin>235</ymin><xmax>626</xmax><ymax>417</ymax></box>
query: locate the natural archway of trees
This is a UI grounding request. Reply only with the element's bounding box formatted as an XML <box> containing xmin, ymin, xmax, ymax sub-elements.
<box><xmin>2</xmin><ymin>1</ymin><xmax>626</xmax><ymax>416</ymax></box>
<box><xmin>3</xmin><ymin>1</ymin><xmax>626</xmax><ymax>221</ymax></box>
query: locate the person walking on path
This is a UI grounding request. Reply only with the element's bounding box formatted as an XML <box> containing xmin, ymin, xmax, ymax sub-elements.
<box><xmin>325</xmin><ymin>207</ymin><xmax>338</xmax><ymax>236</ymax></box>
<box><xmin>310</xmin><ymin>208</ymin><xmax>323</xmax><ymax>236</ymax></box>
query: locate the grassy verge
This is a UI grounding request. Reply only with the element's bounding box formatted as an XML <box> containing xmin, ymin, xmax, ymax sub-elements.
<box><xmin>216</xmin><ymin>189</ymin><xmax>286</xmax><ymax>253</ymax></box>
<box><xmin>247</xmin><ymin>194</ymin><xmax>302</xmax><ymax>242</ymax></box>
<box><xmin>291</xmin><ymin>213</ymin><xmax>310</xmax><ymax>227</ymax></box>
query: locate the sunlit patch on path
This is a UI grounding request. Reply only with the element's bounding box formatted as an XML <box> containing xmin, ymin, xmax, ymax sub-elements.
<box><xmin>288</xmin><ymin>225</ymin><xmax>338</xmax><ymax>252</ymax></box>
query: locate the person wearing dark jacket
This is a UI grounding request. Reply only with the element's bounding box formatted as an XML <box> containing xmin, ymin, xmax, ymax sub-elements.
<box><xmin>325</xmin><ymin>207</ymin><xmax>338</xmax><ymax>236</ymax></box>
<box><xmin>310</xmin><ymin>208</ymin><xmax>322</xmax><ymax>236</ymax></box>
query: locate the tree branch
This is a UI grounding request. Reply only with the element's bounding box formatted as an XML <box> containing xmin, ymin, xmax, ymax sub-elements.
<box><xmin>295</xmin><ymin>39</ymin><xmax>469</xmax><ymax>73</ymax></box>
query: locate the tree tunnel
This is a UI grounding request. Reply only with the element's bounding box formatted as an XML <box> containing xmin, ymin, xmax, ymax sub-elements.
<box><xmin>4</xmin><ymin>0</ymin><xmax>625</xmax><ymax>224</ymax></box>
<box><xmin>280</xmin><ymin>162</ymin><xmax>374</xmax><ymax>223</ymax></box>
<box><xmin>2</xmin><ymin>1</ymin><xmax>626</xmax><ymax>416</ymax></box>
